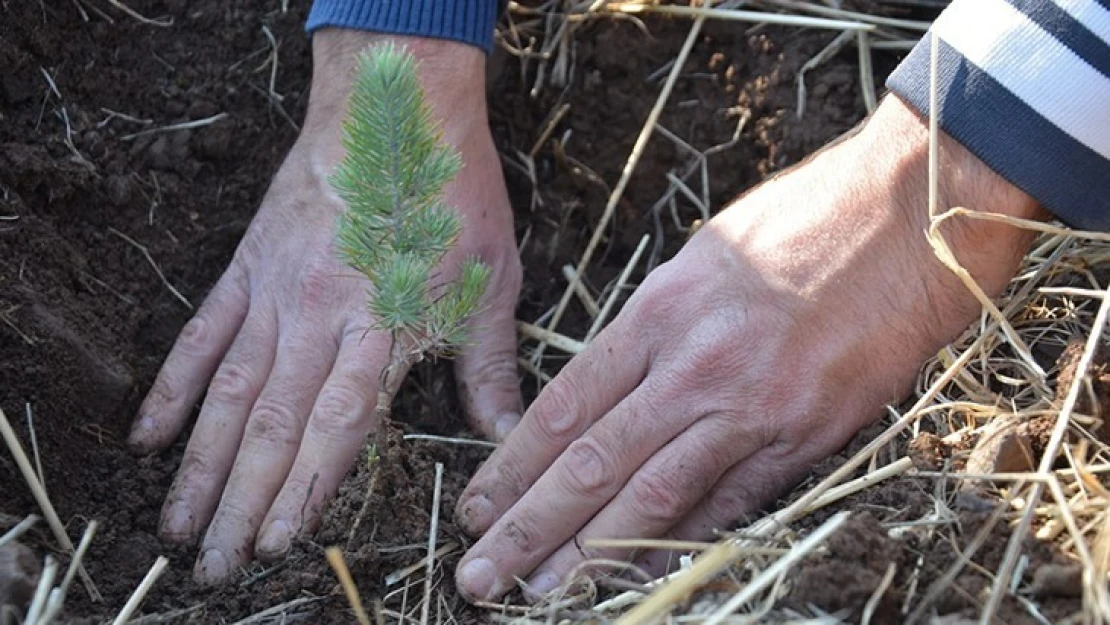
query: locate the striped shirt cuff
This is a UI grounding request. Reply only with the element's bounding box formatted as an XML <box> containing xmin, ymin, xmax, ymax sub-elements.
<box><xmin>306</xmin><ymin>1</ymin><xmax>499</xmax><ymax>53</ymax></box>
<box><xmin>886</xmin><ymin>0</ymin><xmax>1110</xmax><ymax>231</ymax></box>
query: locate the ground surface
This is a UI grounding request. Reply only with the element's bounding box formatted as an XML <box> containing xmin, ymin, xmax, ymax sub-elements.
<box><xmin>0</xmin><ymin>1</ymin><xmax>1081</xmax><ymax>623</ymax></box>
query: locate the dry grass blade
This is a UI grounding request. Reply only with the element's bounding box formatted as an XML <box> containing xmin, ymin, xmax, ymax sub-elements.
<box><xmin>518</xmin><ymin>321</ymin><xmax>586</xmax><ymax>354</ymax></box>
<box><xmin>861</xmin><ymin>562</ymin><xmax>897</xmax><ymax>625</ymax></box>
<box><xmin>605</xmin><ymin>514</ymin><xmax>849</xmax><ymax>624</ymax></box>
<box><xmin>795</xmin><ymin>30</ymin><xmax>854</xmax><ymax>119</ymax></box>
<box><xmin>25</xmin><ymin>555</ymin><xmax>58</xmax><ymax>625</ymax></box>
<box><xmin>119</xmin><ymin>112</ymin><xmax>226</xmax><ymax>141</ymax></box>
<box><xmin>51</xmin><ymin>520</ymin><xmax>98</xmax><ymax>612</ymax></box>
<box><xmin>804</xmin><ymin>456</ymin><xmax>913</xmax><ymax>513</ymax></box>
<box><xmin>600</xmin><ymin>3</ymin><xmax>875</xmax><ymax>30</ymax></box>
<box><xmin>759</xmin><ymin>0</ymin><xmax>933</xmax><ymax>30</ymax></box>
<box><xmin>908</xmin><ymin>500</ymin><xmax>1007</xmax><ymax>623</ymax></box>
<box><xmin>856</xmin><ymin>31</ymin><xmax>877</xmax><ymax>113</ymax></box>
<box><xmin>105</xmin><ymin>0</ymin><xmax>172</xmax><ymax>26</ymax></box>
<box><xmin>228</xmin><ymin>596</ymin><xmax>324</xmax><ymax>625</ymax></box>
<box><xmin>111</xmin><ymin>556</ymin><xmax>168</xmax><ymax>625</ymax></box>
<box><xmin>584</xmin><ymin>233</ymin><xmax>649</xmax><ymax>342</ymax></box>
<box><xmin>125</xmin><ymin>603</ymin><xmax>206</xmax><ymax>624</ymax></box>
<box><xmin>326</xmin><ymin>546</ymin><xmax>372</xmax><ymax>625</ymax></box>
<box><xmin>532</xmin><ymin>9</ymin><xmax>706</xmax><ymax>365</ymax></box>
<box><xmin>701</xmin><ymin>512</ymin><xmax>849</xmax><ymax>624</ymax></box>
<box><xmin>982</xmin><ymin>269</ymin><xmax>1110</xmax><ymax>622</ymax></box>
<box><xmin>107</xmin><ymin>227</ymin><xmax>193</xmax><ymax>310</ymax></box>
<box><xmin>583</xmin><ymin>538</ymin><xmax>717</xmax><ymax>553</ymax></box>
<box><xmin>0</xmin><ymin>514</ymin><xmax>39</xmax><ymax>548</ymax></box>
<box><xmin>0</xmin><ymin>407</ymin><xmax>101</xmax><ymax>601</ymax></box>
<box><xmin>607</xmin><ymin>540</ymin><xmax>742</xmax><ymax>624</ymax></box>
<box><xmin>402</xmin><ymin>433</ymin><xmax>498</xmax><ymax>449</ymax></box>
<box><xmin>420</xmin><ymin>463</ymin><xmax>445</xmax><ymax>625</ymax></box>
<box><xmin>562</xmin><ymin>264</ymin><xmax>601</xmax><ymax>318</ymax></box>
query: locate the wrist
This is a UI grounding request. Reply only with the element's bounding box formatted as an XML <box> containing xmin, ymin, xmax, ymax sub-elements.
<box><xmin>855</xmin><ymin>96</ymin><xmax>1046</xmax><ymax>300</ymax></box>
<box><xmin>288</xmin><ymin>29</ymin><xmax>498</xmax><ymax>219</ymax></box>
<box><xmin>302</xmin><ymin>29</ymin><xmax>490</xmax><ymax>154</ymax></box>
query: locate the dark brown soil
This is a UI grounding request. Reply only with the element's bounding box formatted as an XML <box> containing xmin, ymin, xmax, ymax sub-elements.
<box><xmin>4</xmin><ymin>1</ymin><xmax>1073</xmax><ymax>623</ymax></box>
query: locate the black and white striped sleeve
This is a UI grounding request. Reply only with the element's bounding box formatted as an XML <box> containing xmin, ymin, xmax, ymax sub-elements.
<box><xmin>886</xmin><ymin>0</ymin><xmax>1110</xmax><ymax>230</ymax></box>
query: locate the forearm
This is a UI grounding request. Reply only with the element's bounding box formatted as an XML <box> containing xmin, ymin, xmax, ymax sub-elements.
<box><xmin>289</xmin><ymin>27</ymin><xmax>492</xmax><ymax>202</ymax></box>
<box><xmin>305</xmin><ymin>29</ymin><xmax>487</xmax><ymax>134</ymax></box>
<box><xmin>302</xmin><ymin>0</ymin><xmax>499</xmax><ymax>147</ymax></box>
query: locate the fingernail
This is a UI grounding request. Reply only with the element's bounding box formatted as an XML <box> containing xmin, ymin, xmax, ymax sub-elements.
<box><xmin>127</xmin><ymin>415</ymin><xmax>154</xmax><ymax>448</ymax></box>
<box><xmin>525</xmin><ymin>570</ymin><xmax>561</xmax><ymax>601</ymax></box>
<box><xmin>257</xmin><ymin>521</ymin><xmax>292</xmax><ymax>560</ymax></box>
<box><xmin>494</xmin><ymin>412</ymin><xmax>521</xmax><ymax>441</ymax></box>
<box><xmin>457</xmin><ymin>495</ymin><xmax>495</xmax><ymax>535</ymax></box>
<box><xmin>457</xmin><ymin>558</ymin><xmax>496</xmax><ymax>601</ymax></box>
<box><xmin>159</xmin><ymin>501</ymin><xmax>196</xmax><ymax>543</ymax></box>
<box><xmin>194</xmin><ymin>548</ymin><xmax>230</xmax><ymax>585</ymax></box>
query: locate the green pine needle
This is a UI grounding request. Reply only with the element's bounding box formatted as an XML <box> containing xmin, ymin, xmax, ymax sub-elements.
<box><xmin>331</xmin><ymin>42</ymin><xmax>489</xmax><ymax>357</ymax></box>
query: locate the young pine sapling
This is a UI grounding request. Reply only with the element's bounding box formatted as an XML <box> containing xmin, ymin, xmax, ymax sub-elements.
<box><xmin>330</xmin><ymin>43</ymin><xmax>490</xmax><ymax>426</ymax></box>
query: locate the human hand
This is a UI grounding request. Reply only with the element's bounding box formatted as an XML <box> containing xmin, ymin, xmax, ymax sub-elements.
<box><xmin>453</xmin><ymin>96</ymin><xmax>1046</xmax><ymax>601</ymax></box>
<box><xmin>127</xmin><ymin>30</ymin><xmax>522</xmax><ymax>584</ymax></box>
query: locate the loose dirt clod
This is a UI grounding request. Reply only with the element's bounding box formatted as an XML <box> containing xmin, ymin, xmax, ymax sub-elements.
<box><xmin>0</xmin><ymin>541</ymin><xmax>39</xmax><ymax>616</ymax></box>
<box><xmin>964</xmin><ymin>414</ymin><xmax>1035</xmax><ymax>476</ymax></box>
<box><xmin>1055</xmin><ymin>338</ymin><xmax>1110</xmax><ymax>443</ymax></box>
<box><xmin>1029</xmin><ymin>562</ymin><xmax>1083</xmax><ymax>599</ymax></box>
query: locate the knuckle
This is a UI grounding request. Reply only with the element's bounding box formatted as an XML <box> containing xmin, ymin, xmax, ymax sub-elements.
<box><xmin>706</xmin><ymin>477</ymin><xmax>769</xmax><ymax>528</ymax></box>
<box><xmin>208</xmin><ymin>363</ymin><xmax>257</xmax><ymax>406</ymax></box>
<box><xmin>490</xmin><ymin>452</ymin><xmax>529</xmax><ymax>500</ymax></box>
<box><xmin>235</xmin><ymin>228</ymin><xmax>267</xmax><ymax>266</ymax></box>
<box><xmin>630</xmin><ymin>268</ymin><xmax>682</xmax><ymax>314</ymax></box>
<box><xmin>531</xmin><ymin>383</ymin><xmax>584</xmax><ymax>441</ymax></box>
<box><xmin>704</xmin><ymin>487</ymin><xmax>749</xmax><ymax>529</ymax></box>
<box><xmin>312</xmin><ymin>384</ymin><xmax>369</xmax><ymax>435</ymax></box>
<box><xmin>496</xmin><ymin>508</ymin><xmax>544</xmax><ymax>555</ymax></box>
<box><xmin>463</xmin><ymin>351</ymin><xmax>519</xmax><ymax>389</ymax></box>
<box><xmin>142</xmin><ymin>371</ymin><xmax>182</xmax><ymax>414</ymax></box>
<box><xmin>628</xmin><ymin>470</ymin><xmax>690</xmax><ymax>524</ymax></box>
<box><xmin>246</xmin><ymin>402</ymin><xmax>305</xmax><ymax>447</ymax></box>
<box><xmin>562</xmin><ymin>437</ymin><xmax>617</xmax><ymax>497</ymax></box>
<box><xmin>177</xmin><ymin>314</ymin><xmax>213</xmax><ymax>354</ymax></box>
<box><xmin>209</xmin><ymin>499</ymin><xmax>260</xmax><ymax>536</ymax></box>
<box><xmin>297</xmin><ymin>265</ymin><xmax>337</xmax><ymax>307</ymax></box>
<box><xmin>497</xmin><ymin>254</ymin><xmax>523</xmax><ymax>294</ymax></box>
<box><xmin>178</xmin><ymin>448</ymin><xmax>218</xmax><ymax>484</ymax></box>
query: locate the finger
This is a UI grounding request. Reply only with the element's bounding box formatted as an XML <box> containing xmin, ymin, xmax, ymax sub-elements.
<box><xmin>254</xmin><ymin>326</ymin><xmax>395</xmax><ymax>562</ymax></box>
<box><xmin>455</xmin><ymin>382</ymin><xmax>685</xmax><ymax>602</ymax></box>
<box><xmin>455</xmin><ymin>322</ymin><xmax>649</xmax><ymax>537</ymax></box>
<box><xmin>635</xmin><ymin>447</ymin><xmax>790</xmax><ymax>577</ymax></box>
<box><xmin>521</xmin><ymin>414</ymin><xmax>754</xmax><ymax>599</ymax></box>
<box><xmin>193</xmin><ymin>330</ymin><xmax>337</xmax><ymax>583</ymax></box>
<box><xmin>158</xmin><ymin>310</ymin><xmax>275</xmax><ymax>547</ymax></box>
<box><xmin>454</xmin><ymin>261</ymin><xmax>523</xmax><ymax>441</ymax></box>
<box><xmin>130</xmin><ymin>267</ymin><xmax>249</xmax><ymax>452</ymax></box>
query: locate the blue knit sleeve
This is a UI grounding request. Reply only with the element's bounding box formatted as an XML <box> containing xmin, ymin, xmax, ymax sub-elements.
<box><xmin>886</xmin><ymin>0</ymin><xmax>1110</xmax><ymax>230</ymax></box>
<box><xmin>306</xmin><ymin>1</ymin><xmax>499</xmax><ymax>53</ymax></box>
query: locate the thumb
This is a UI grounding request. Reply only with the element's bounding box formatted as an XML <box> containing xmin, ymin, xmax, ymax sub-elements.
<box><xmin>455</xmin><ymin>259</ymin><xmax>523</xmax><ymax>441</ymax></box>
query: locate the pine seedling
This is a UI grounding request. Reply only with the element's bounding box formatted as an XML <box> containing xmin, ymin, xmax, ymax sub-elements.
<box><xmin>331</xmin><ymin>43</ymin><xmax>490</xmax><ymax>423</ymax></box>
